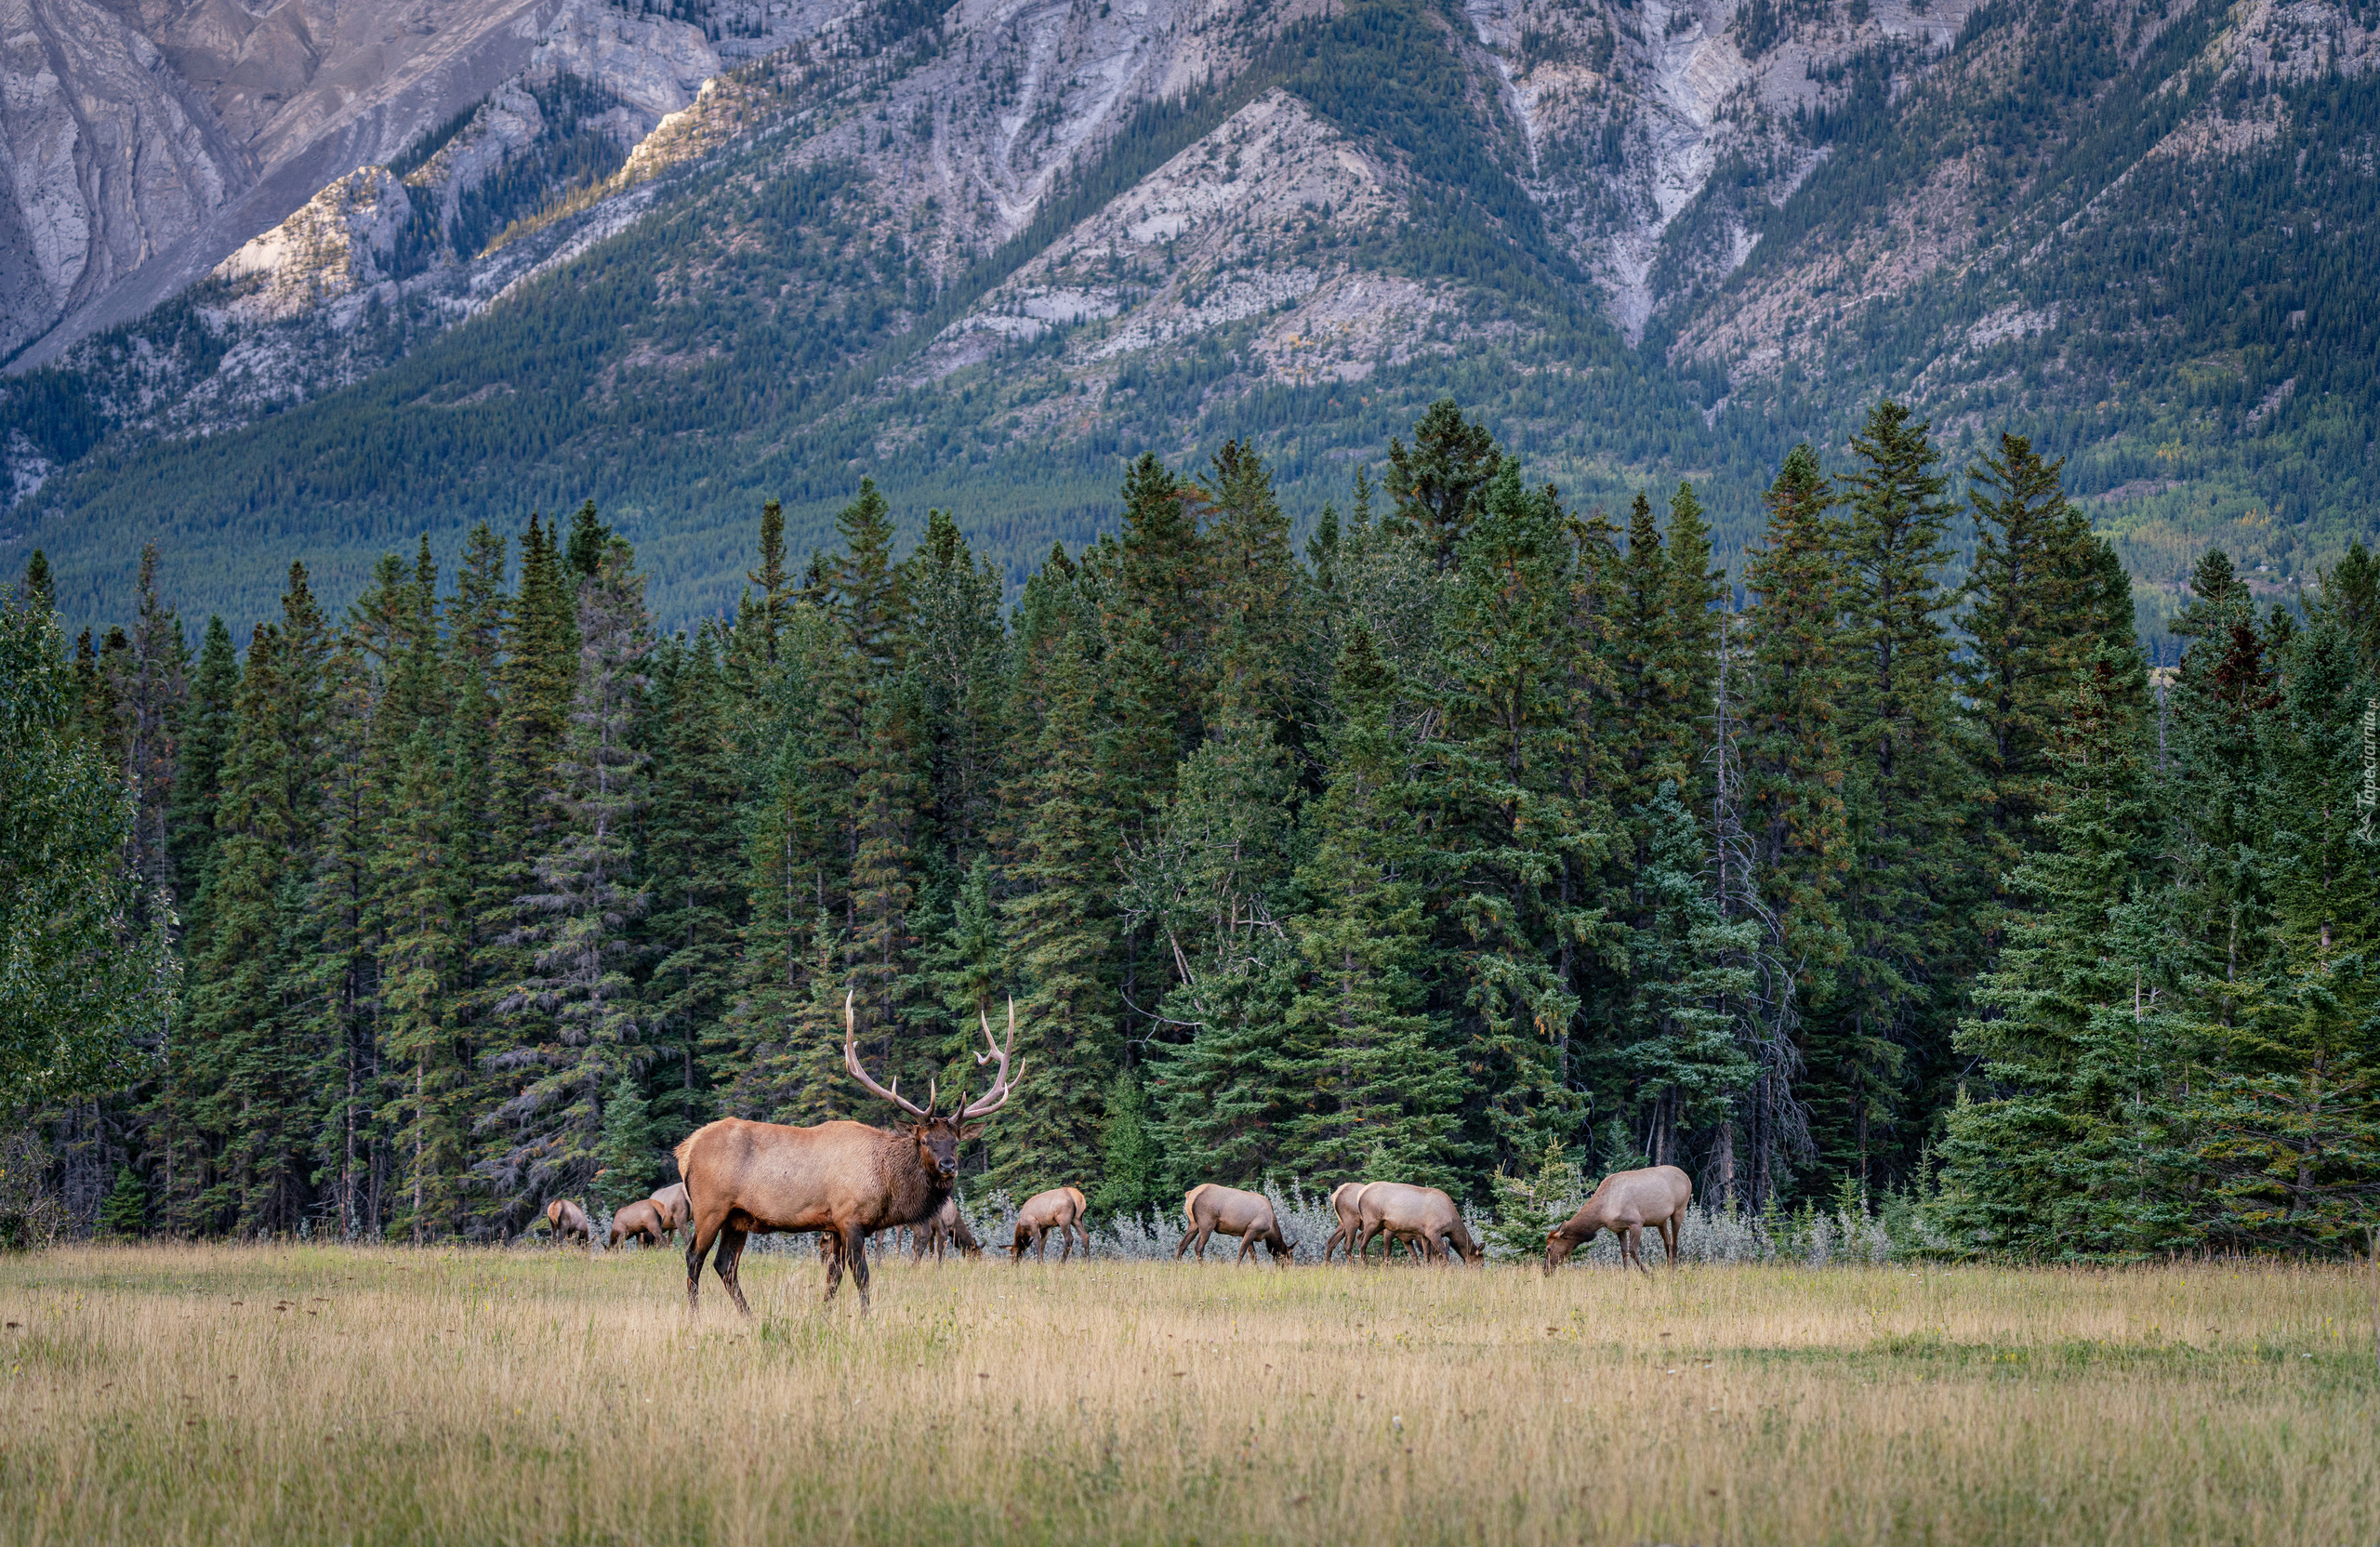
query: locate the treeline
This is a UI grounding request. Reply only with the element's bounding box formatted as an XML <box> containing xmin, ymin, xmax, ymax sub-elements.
<box><xmin>10</xmin><ymin>397</ymin><xmax>2378</xmax><ymax>1254</ymax></box>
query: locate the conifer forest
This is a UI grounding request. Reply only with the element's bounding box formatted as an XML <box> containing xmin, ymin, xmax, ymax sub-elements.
<box><xmin>7</xmin><ymin>397</ymin><xmax>2379</xmax><ymax>1260</ymax></box>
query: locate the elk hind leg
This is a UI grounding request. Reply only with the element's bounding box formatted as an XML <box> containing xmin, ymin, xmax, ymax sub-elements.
<box><xmin>714</xmin><ymin>1225</ymin><xmax>753</xmax><ymax>1316</ymax></box>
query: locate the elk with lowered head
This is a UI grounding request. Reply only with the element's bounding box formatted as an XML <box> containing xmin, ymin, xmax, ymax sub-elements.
<box><xmin>1543</xmin><ymin>1164</ymin><xmax>1692</xmax><ymax>1274</ymax></box>
<box><xmin>1355</xmin><ymin>1183</ymin><xmax>1482</xmax><ymax>1265</ymax></box>
<box><xmin>649</xmin><ymin>1182</ymin><xmax>690</xmax><ymax>1238</ymax></box>
<box><xmin>1174</xmin><ymin>1183</ymin><xmax>1293</xmax><ymax>1265</ymax></box>
<box><xmin>913</xmin><ymin>1194</ymin><xmax>983</xmax><ymax>1262</ymax></box>
<box><xmin>1011</xmin><ymin>1186</ymin><xmax>1089</xmax><ymax>1263</ymax></box>
<box><xmin>606</xmin><ymin>1197</ymin><xmax>669</xmax><ymax>1250</ymax></box>
<box><xmin>675</xmin><ymin>992</ymin><xmax>1021</xmax><ymax>1312</ymax></box>
<box><xmin>545</xmin><ymin>1198</ymin><xmax>590</xmax><ymax>1246</ymax></box>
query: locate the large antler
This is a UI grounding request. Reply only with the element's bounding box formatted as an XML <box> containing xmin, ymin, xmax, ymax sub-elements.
<box><xmin>844</xmin><ymin>989</ymin><xmax>932</xmax><ymax>1118</ymax></box>
<box><xmin>960</xmin><ymin>998</ymin><xmax>1024</xmax><ymax>1118</ymax></box>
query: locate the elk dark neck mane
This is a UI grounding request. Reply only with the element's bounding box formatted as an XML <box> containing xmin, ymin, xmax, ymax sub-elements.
<box><xmin>869</xmin><ymin>1128</ymin><xmax>952</xmax><ymax>1229</ymax></box>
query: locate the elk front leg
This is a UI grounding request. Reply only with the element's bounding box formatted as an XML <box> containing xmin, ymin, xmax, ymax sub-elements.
<box><xmin>842</xmin><ymin>1223</ymin><xmax>873</xmax><ymax>1310</ymax></box>
<box><xmin>1624</xmin><ymin>1223</ymin><xmax>1647</xmax><ymax>1275</ymax></box>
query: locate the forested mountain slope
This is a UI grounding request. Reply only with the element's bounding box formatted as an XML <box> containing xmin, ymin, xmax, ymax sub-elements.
<box><xmin>4</xmin><ymin>0</ymin><xmax>2377</xmax><ymax>639</ymax></box>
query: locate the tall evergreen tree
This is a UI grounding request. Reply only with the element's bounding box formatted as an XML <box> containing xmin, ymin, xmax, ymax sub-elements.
<box><xmin>1386</xmin><ymin>398</ymin><xmax>1502</xmax><ymax>571</ymax></box>
<box><xmin>490</xmin><ymin>541</ymin><xmax>654</xmax><ymax>1215</ymax></box>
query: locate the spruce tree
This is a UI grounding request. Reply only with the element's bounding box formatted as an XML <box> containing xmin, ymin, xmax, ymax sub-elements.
<box><xmin>1809</xmin><ymin>402</ymin><xmax>1975</xmax><ymax>1192</ymax></box>
<box><xmin>1937</xmin><ymin>641</ymin><xmax>2187</xmax><ymax>1256</ymax></box>
<box><xmin>490</xmin><ymin>541</ymin><xmax>653</xmax><ymax>1215</ymax></box>
<box><xmin>1386</xmin><ymin>398</ymin><xmax>1502</xmax><ymax>571</ymax></box>
<box><xmin>1276</xmin><ymin>627</ymin><xmax>1465</xmax><ymax>1189</ymax></box>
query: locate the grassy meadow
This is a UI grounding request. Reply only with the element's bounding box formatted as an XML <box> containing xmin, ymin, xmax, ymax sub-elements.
<box><xmin>0</xmin><ymin>1243</ymin><xmax>2374</xmax><ymax>1545</ymax></box>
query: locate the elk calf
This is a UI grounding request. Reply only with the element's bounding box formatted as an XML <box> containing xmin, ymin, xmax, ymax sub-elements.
<box><xmin>1174</xmin><ymin>1183</ymin><xmax>1292</xmax><ymax>1265</ymax></box>
<box><xmin>1011</xmin><ymin>1186</ymin><xmax>1089</xmax><ymax>1263</ymax></box>
<box><xmin>546</xmin><ymin>1198</ymin><xmax>590</xmax><ymax>1247</ymax></box>
<box><xmin>913</xmin><ymin>1194</ymin><xmax>983</xmax><ymax>1262</ymax></box>
<box><xmin>1355</xmin><ymin>1183</ymin><xmax>1482</xmax><ymax>1265</ymax></box>
<box><xmin>607</xmin><ymin>1199</ymin><xmax>668</xmax><ymax>1250</ymax></box>
<box><xmin>1544</xmin><ymin>1164</ymin><xmax>1692</xmax><ymax>1274</ymax></box>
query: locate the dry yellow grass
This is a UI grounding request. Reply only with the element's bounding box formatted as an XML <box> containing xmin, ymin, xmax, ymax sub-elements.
<box><xmin>1</xmin><ymin>1244</ymin><xmax>2374</xmax><ymax>1544</ymax></box>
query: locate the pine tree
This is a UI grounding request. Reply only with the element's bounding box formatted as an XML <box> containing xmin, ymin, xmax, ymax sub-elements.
<box><xmin>489</xmin><ymin>540</ymin><xmax>653</xmax><ymax>1216</ymax></box>
<box><xmin>166</xmin><ymin>617</ymin><xmax>241</xmax><ymax>912</ymax></box>
<box><xmin>1732</xmin><ymin>443</ymin><xmax>1850</xmax><ymax>1205</ymax></box>
<box><xmin>1386</xmin><ymin>398</ymin><xmax>1502</xmax><ymax>571</ymax></box>
<box><xmin>1937</xmin><ymin>641</ymin><xmax>2187</xmax><ymax>1256</ymax></box>
<box><xmin>1426</xmin><ymin>461</ymin><xmax>1603</xmax><ymax>1168</ymax></box>
<box><xmin>1197</xmin><ymin>441</ymin><xmax>1304</xmax><ymax>729</ymax></box>
<box><xmin>110</xmin><ymin>544</ymin><xmax>186</xmax><ymax>901</ymax></box>
<box><xmin>639</xmin><ymin>627</ymin><xmax>744</xmax><ymax>1140</ymax></box>
<box><xmin>1276</xmin><ymin>626</ymin><xmax>1466</xmax><ymax>1189</ymax></box>
<box><xmin>993</xmin><ymin>559</ymin><xmax>1118</xmax><ymax>1189</ymax></box>
<box><xmin>378</xmin><ymin>727</ymin><xmax>462</xmax><ymax>1240</ymax></box>
<box><xmin>1130</xmin><ymin>708</ymin><xmax>1299</xmax><ymax>1186</ymax></box>
<box><xmin>1808</xmin><ymin>403</ymin><xmax>1975</xmax><ymax>1192</ymax></box>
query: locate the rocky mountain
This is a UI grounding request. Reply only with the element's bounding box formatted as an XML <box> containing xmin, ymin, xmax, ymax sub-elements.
<box><xmin>6</xmin><ymin>0</ymin><xmax>2377</xmax><ymax>640</ymax></box>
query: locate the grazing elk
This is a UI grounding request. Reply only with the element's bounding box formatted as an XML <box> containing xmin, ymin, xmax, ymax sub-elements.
<box><xmin>546</xmin><ymin>1198</ymin><xmax>590</xmax><ymax>1247</ymax></box>
<box><xmin>1174</xmin><ymin>1183</ymin><xmax>1293</xmax><ymax>1265</ymax></box>
<box><xmin>1543</xmin><ymin>1164</ymin><xmax>1693</xmax><ymax>1274</ymax></box>
<box><xmin>607</xmin><ymin>1198</ymin><xmax>669</xmax><ymax>1250</ymax></box>
<box><xmin>1011</xmin><ymin>1186</ymin><xmax>1089</xmax><ymax>1263</ymax></box>
<box><xmin>676</xmin><ymin>992</ymin><xmax>1021</xmax><ymax>1313</ymax></box>
<box><xmin>1321</xmin><ymin>1182</ymin><xmax>1431</xmax><ymax>1265</ymax></box>
<box><xmin>913</xmin><ymin>1195</ymin><xmax>983</xmax><ymax>1263</ymax></box>
<box><xmin>650</xmin><ymin>1183</ymin><xmax>690</xmax><ymax>1238</ymax></box>
<box><xmin>1355</xmin><ymin>1183</ymin><xmax>1483</xmax><ymax>1265</ymax></box>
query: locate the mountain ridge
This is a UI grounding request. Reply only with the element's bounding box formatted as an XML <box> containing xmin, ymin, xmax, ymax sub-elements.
<box><xmin>5</xmin><ymin>0</ymin><xmax>2375</xmax><ymax>642</ymax></box>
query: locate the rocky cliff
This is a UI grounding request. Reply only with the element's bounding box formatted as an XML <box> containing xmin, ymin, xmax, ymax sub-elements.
<box><xmin>7</xmin><ymin>0</ymin><xmax>2379</xmax><ymax>635</ymax></box>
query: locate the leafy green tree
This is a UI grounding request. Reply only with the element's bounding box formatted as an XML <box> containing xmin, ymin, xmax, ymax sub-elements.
<box><xmin>0</xmin><ymin>578</ymin><xmax>175</xmax><ymax>1107</ymax></box>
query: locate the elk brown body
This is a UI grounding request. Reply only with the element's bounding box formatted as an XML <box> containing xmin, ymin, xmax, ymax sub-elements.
<box><xmin>677</xmin><ymin>993</ymin><xmax>1020</xmax><ymax>1312</ymax></box>
<box><xmin>1174</xmin><ymin>1183</ymin><xmax>1292</xmax><ymax>1265</ymax></box>
<box><xmin>1011</xmin><ymin>1186</ymin><xmax>1088</xmax><ymax>1263</ymax></box>
<box><xmin>1544</xmin><ymin>1164</ymin><xmax>1693</xmax><ymax>1273</ymax></box>
<box><xmin>1320</xmin><ymin>1182</ymin><xmax>1428</xmax><ymax>1264</ymax></box>
<box><xmin>607</xmin><ymin>1199</ymin><xmax>668</xmax><ymax>1250</ymax></box>
<box><xmin>649</xmin><ymin>1183</ymin><xmax>690</xmax><ymax>1237</ymax></box>
<box><xmin>1355</xmin><ymin>1182</ymin><xmax>1482</xmax><ymax>1264</ymax></box>
<box><xmin>545</xmin><ymin>1199</ymin><xmax>590</xmax><ymax>1246</ymax></box>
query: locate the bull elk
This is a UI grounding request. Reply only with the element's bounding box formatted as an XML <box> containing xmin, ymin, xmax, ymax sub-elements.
<box><xmin>1011</xmin><ymin>1186</ymin><xmax>1089</xmax><ymax>1263</ymax></box>
<box><xmin>676</xmin><ymin>991</ymin><xmax>1021</xmax><ymax>1313</ymax></box>
<box><xmin>1355</xmin><ymin>1182</ymin><xmax>1482</xmax><ymax>1265</ymax></box>
<box><xmin>545</xmin><ymin>1198</ymin><xmax>590</xmax><ymax>1246</ymax></box>
<box><xmin>1544</xmin><ymin>1164</ymin><xmax>1692</xmax><ymax>1274</ymax></box>
<box><xmin>1175</xmin><ymin>1183</ymin><xmax>1293</xmax><ymax>1265</ymax></box>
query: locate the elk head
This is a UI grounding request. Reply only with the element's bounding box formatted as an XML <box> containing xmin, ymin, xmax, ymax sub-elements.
<box><xmin>844</xmin><ymin>990</ymin><xmax>1024</xmax><ymax>1181</ymax></box>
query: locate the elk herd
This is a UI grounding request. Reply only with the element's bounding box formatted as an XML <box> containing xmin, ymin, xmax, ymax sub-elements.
<box><xmin>540</xmin><ymin>991</ymin><xmax>1700</xmax><ymax>1311</ymax></box>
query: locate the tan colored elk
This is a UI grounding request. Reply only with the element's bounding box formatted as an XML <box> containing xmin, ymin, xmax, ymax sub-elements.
<box><xmin>676</xmin><ymin>992</ymin><xmax>1021</xmax><ymax>1312</ymax></box>
<box><xmin>1354</xmin><ymin>1182</ymin><xmax>1482</xmax><ymax>1265</ymax></box>
<box><xmin>1321</xmin><ymin>1182</ymin><xmax>1429</xmax><ymax>1264</ymax></box>
<box><xmin>1174</xmin><ymin>1183</ymin><xmax>1293</xmax><ymax>1265</ymax></box>
<box><xmin>650</xmin><ymin>1182</ymin><xmax>690</xmax><ymax>1237</ymax></box>
<box><xmin>1010</xmin><ymin>1186</ymin><xmax>1089</xmax><ymax>1263</ymax></box>
<box><xmin>913</xmin><ymin>1194</ymin><xmax>983</xmax><ymax>1262</ymax></box>
<box><xmin>606</xmin><ymin>1198</ymin><xmax>668</xmax><ymax>1250</ymax></box>
<box><xmin>545</xmin><ymin>1198</ymin><xmax>589</xmax><ymax>1246</ymax></box>
<box><xmin>1543</xmin><ymin>1164</ymin><xmax>1693</xmax><ymax>1274</ymax></box>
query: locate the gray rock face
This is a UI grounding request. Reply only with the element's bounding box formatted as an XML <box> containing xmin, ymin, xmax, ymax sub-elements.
<box><xmin>0</xmin><ymin>0</ymin><xmax>721</xmax><ymax>366</ymax></box>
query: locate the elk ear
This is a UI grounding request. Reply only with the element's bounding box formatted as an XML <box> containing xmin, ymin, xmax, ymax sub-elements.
<box><xmin>959</xmin><ymin>1121</ymin><xmax>986</xmax><ymax>1141</ymax></box>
